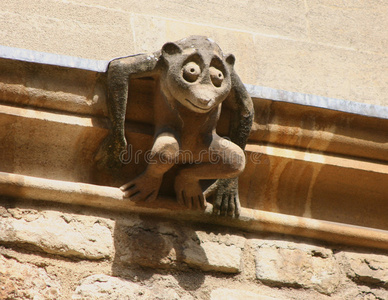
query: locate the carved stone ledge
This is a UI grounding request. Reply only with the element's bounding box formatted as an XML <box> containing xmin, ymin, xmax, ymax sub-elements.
<box><xmin>1</xmin><ymin>171</ymin><xmax>388</xmax><ymax>251</ymax></box>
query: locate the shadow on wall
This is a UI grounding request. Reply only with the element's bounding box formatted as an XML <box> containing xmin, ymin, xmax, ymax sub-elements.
<box><xmin>111</xmin><ymin>215</ymin><xmax>208</xmax><ymax>291</ymax></box>
<box><xmin>0</xmin><ymin>196</ymin><xmax>209</xmax><ymax>292</ymax></box>
<box><xmin>0</xmin><ymin>196</ymin><xmax>249</xmax><ymax>295</ymax></box>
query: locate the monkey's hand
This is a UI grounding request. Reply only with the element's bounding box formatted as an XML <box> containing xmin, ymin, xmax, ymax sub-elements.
<box><xmin>206</xmin><ymin>178</ymin><xmax>241</xmax><ymax>217</ymax></box>
<box><xmin>95</xmin><ymin>135</ymin><xmax>127</xmax><ymax>171</ymax></box>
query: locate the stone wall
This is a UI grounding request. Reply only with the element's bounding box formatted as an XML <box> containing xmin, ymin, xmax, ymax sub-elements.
<box><xmin>1</xmin><ymin>2</ymin><xmax>388</xmax><ymax>299</ymax></box>
<box><xmin>1</xmin><ymin>0</ymin><xmax>388</xmax><ymax>106</ymax></box>
<box><xmin>1</xmin><ymin>198</ymin><xmax>387</xmax><ymax>300</ymax></box>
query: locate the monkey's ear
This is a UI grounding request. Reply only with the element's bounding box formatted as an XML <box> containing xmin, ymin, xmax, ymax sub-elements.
<box><xmin>162</xmin><ymin>42</ymin><xmax>182</xmax><ymax>57</ymax></box>
<box><xmin>225</xmin><ymin>54</ymin><xmax>235</xmax><ymax>67</ymax></box>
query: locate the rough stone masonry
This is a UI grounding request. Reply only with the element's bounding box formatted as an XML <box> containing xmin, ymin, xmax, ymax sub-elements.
<box><xmin>1</xmin><ymin>199</ymin><xmax>388</xmax><ymax>300</ymax></box>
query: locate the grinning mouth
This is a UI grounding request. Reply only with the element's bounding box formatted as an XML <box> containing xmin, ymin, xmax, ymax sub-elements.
<box><xmin>185</xmin><ymin>99</ymin><xmax>211</xmax><ymax>111</ymax></box>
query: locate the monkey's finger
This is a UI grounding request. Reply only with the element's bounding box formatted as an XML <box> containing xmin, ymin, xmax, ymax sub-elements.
<box><xmin>144</xmin><ymin>191</ymin><xmax>156</xmax><ymax>202</ymax></box>
<box><xmin>220</xmin><ymin>194</ymin><xmax>229</xmax><ymax>216</ymax></box>
<box><xmin>213</xmin><ymin>191</ymin><xmax>223</xmax><ymax>215</ymax></box>
<box><xmin>124</xmin><ymin>189</ymin><xmax>140</xmax><ymax>199</ymax></box>
<box><xmin>129</xmin><ymin>191</ymin><xmax>144</xmax><ymax>202</ymax></box>
<box><xmin>120</xmin><ymin>182</ymin><xmax>136</xmax><ymax>191</ymax></box>
<box><xmin>234</xmin><ymin>194</ymin><xmax>241</xmax><ymax>217</ymax></box>
<box><xmin>192</xmin><ymin>197</ymin><xmax>198</xmax><ymax>210</ymax></box>
<box><xmin>227</xmin><ymin>195</ymin><xmax>235</xmax><ymax>217</ymax></box>
<box><xmin>177</xmin><ymin>190</ymin><xmax>184</xmax><ymax>206</ymax></box>
<box><xmin>183</xmin><ymin>192</ymin><xmax>192</xmax><ymax>209</ymax></box>
<box><xmin>199</xmin><ymin>194</ymin><xmax>207</xmax><ymax>210</ymax></box>
<box><xmin>123</xmin><ymin>188</ymin><xmax>136</xmax><ymax>198</ymax></box>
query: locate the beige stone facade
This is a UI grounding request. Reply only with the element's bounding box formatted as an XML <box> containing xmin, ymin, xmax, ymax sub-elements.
<box><xmin>1</xmin><ymin>0</ymin><xmax>388</xmax><ymax>106</ymax></box>
<box><xmin>1</xmin><ymin>1</ymin><xmax>388</xmax><ymax>299</ymax></box>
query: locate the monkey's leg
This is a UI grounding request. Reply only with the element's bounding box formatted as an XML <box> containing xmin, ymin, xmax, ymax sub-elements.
<box><xmin>121</xmin><ymin>132</ymin><xmax>179</xmax><ymax>202</ymax></box>
<box><xmin>174</xmin><ymin>136</ymin><xmax>245</xmax><ymax>211</ymax></box>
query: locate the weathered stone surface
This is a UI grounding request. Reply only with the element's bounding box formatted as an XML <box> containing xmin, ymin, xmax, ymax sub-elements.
<box><xmin>183</xmin><ymin>231</ymin><xmax>245</xmax><ymax>273</ymax></box>
<box><xmin>254</xmin><ymin>240</ymin><xmax>340</xmax><ymax>295</ymax></box>
<box><xmin>89</xmin><ymin>0</ymin><xmax>308</xmax><ymax>40</ymax></box>
<box><xmin>0</xmin><ymin>0</ymin><xmax>135</xmax><ymax>60</ymax></box>
<box><xmin>72</xmin><ymin>274</ymin><xmax>183</xmax><ymax>300</ymax></box>
<box><xmin>183</xmin><ymin>241</ymin><xmax>242</xmax><ymax>273</ymax></box>
<box><xmin>115</xmin><ymin>221</ymin><xmax>179</xmax><ymax>268</ymax></box>
<box><xmin>211</xmin><ymin>288</ymin><xmax>279</xmax><ymax>300</ymax></box>
<box><xmin>0</xmin><ymin>209</ymin><xmax>114</xmax><ymax>259</ymax></box>
<box><xmin>337</xmin><ymin>251</ymin><xmax>388</xmax><ymax>289</ymax></box>
<box><xmin>0</xmin><ymin>254</ymin><xmax>62</xmax><ymax>299</ymax></box>
<box><xmin>116</xmin><ymin>220</ymin><xmax>245</xmax><ymax>273</ymax></box>
<box><xmin>307</xmin><ymin>0</ymin><xmax>388</xmax><ymax>54</ymax></box>
<box><xmin>252</xmin><ymin>34</ymin><xmax>388</xmax><ymax>106</ymax></box>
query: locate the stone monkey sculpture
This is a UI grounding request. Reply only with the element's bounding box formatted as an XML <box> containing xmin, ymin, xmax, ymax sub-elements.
<box><xmin>97</xmin><ymin>36</ymin><xmax>253</xmax><ymax>216</ymax></box>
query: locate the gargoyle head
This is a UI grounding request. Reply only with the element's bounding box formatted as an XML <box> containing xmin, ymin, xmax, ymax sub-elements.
<box><xmin>160</xmin><ymin>36</ymin><xmax>235</xmax><ymax>113</ymax></box>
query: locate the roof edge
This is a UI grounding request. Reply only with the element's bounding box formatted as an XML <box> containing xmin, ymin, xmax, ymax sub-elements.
<box><xmin>246</xmin><ymin>84</ymin><xmax>388</xmax><ymax>120</ymax></box>
<box><xmin>0</xmin><ymin>45</ymin><xmax>109</xmax><ymax>72</ymax></box>
<box><xmin>1</xmin><ymin>45</ymin><xmax>387</xmax><ymax>120</ymax></box>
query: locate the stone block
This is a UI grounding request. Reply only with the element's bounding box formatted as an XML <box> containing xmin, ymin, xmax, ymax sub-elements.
<box><xmin>0</xmin><ymin>1</ymin><xmax>135</xmax><ymax>59</ymax></box>
<box><xmin>72</xmin><ymin>274</ymin><xmax>183</xmax><ymax>300</ymax></box>
<box><xmin>183</xmin><ymin>241</ymin><xmax>242</xmax><ymax>273</ymax></box>
<box><xmin>0</xmin><ymin>254</ymin><xmax>62</xmax><ymax>299</ymax></box>
<box><xmin>0</xmin><ymin>209</ymin><xmax>114</xmax><ymax>259</ymax></box>
<box><xmin>183</xmin><ymin>231</ymin><xmax>245</xmax><ymax>273</ymax></box>
<box><xmin>254</xmin><ymin>240</ymin><xmax>340</xmax><ymax>295</ymax></box>
<box><xmin>115</xmin><ymin>222</ymin><xmax>179</xmax><ymax>268</ymax></box>
<box><xmin>211</xmin><ymin>288</ymin><xmax>279</xmax><ymax>300</ymax></box>
<box><xmin>337</xmin><ymin>251</ymin><xmax>388</xmax><ymax>288</ymax></box>
<box><xmin>132</xmin><ymin>14</ymin><xmax>167</xmax><ymax>53</ymax></box>
<box><xmin>252</xmin><ymin>35</ymin><xmax>388</xmax><ymax>106</ymax></box>
<box><xmin>71</xmin><ymin>0</ymin><xmax>307</xmax><ymax>39</ymax></box>
<box><xmin>307</xmin><ymin>0</ymin><xmax>388</xmax><ymax>54</ymax></box>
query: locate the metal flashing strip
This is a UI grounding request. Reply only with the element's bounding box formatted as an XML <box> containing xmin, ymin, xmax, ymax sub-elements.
<box><xmin>1</xmin><ymin>45</ymin><xmax>388</xmax><ymax>120</ymax></box>
<box><xmin>245</xmin><ymin>84</ymin><xmax>388</xmax><ymax>120</ymax></box>
<box><xmin>0</xmin><ymin>45</ymin><xmax>109</xmax><ymax>72</ymax></box>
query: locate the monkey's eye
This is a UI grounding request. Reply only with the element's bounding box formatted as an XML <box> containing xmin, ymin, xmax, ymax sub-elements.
<box><xmin>182</xmin><ymin>62</ymin><xmax>201</xmax><ymax>83</ymax></box>
<box><xmin>209</xmin><ymin>67</ymin><xmax>224</xmax><ymax>87</ymax></box>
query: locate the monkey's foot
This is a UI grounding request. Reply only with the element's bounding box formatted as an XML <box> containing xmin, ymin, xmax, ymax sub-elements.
<box><xmin>174</xmin><ymin>175</ymin><xmax>207</xmax><ymax>210</ymax></box>
<box><xmin>205</xmin><ymin>178</ymin><xmax>241</xmax><ymax>217</ymax></box>
<box><xmin>120</xmin><ymin>172</ymin><xmax>162</xmax><ymax>202</ymax></box>
<box><xmin>95</xmin><ymin>135</ymin><xmax>127</xmax><ymax>170</ymax></box>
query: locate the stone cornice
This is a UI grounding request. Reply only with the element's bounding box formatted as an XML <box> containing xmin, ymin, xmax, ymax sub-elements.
<box><xmin>2</xmin><ymin>171</ymin><xmax>388</xmax><ymax>251</ymax></box>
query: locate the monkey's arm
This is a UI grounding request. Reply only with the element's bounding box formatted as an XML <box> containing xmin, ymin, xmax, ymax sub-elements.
<box><xmin>226</xmin><ymin>71</ymin><xmax>254</xmax><ymax>150</ymax></box>
<box><xmin>96</xmin><ymin>53</ymin><xmax>160</xmax><ymax>169</ymax></box>
<box><xmin>210</xmin><ymin>71</ymin><xmax>254</xmax><ymax>216</ymax></box>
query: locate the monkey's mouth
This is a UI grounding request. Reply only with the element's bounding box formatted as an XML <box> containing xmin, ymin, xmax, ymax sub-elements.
<box><xmin>185</xmin><ymin>99</ymin><xmax>212</xmax><ymax>111</ymax></box>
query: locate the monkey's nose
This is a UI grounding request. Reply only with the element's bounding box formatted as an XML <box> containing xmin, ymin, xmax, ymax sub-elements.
<box><xmin>197</xmin><ymin>98</ymin><xmax>212</xmax><ymax>105</ymax></box>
